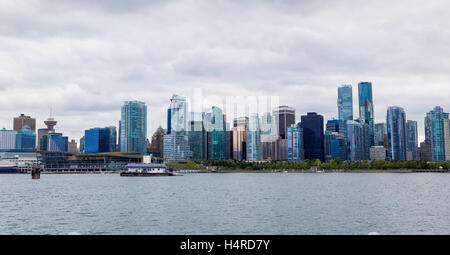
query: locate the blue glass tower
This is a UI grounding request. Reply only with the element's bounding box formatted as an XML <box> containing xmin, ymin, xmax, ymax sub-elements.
<box><xmin>300</xmin><ymin>112</ymin><xmax>324</xmax><ymax>161</ymax></box>
<box><xmin>406</xmin><ymin>120</ymin><xmax>418</xmax><ymax>160</ymax></box>
<box><xmin>85</xmin><ymin>128</ymin><xmax>110</xmax><ymax>154</ymax></box>
<box><xmin>338</xmin><ymin>85</ymin><xmax>353</xmax><ymax>122</ymax></box>
<box><xmin>246</xmin><ymin>114</ymin><xmax>261</xmax><ymax>162</ymax></box>
<box><xmin>425</xmin><ymin>106</ymin><xmax>449</xmax><ymax>162</ymax></box>
<box><xmin>346</xmin><ymin>120</ymin><xmax>370</xmax><ymax>161</ymax></box>
<box><xmin>120</xmin><ymin>101</ymin><xmax>147</xmax><ymax>154</ymax></box>
<box><xmin>287</xmin><ymin>124</ymin><xmax>303</xmax><ymax>162</ymax></box>
<box><xmin>358</xmin><ymin>82</ymin><xmax>375</xmax><ymax>146</ymax></box>
<box><xmin>15</xmin><ymin>126</ymin><xmax>36</xmax><ymax>150</ymax></box>
<box><xmin>387</xmin><ymin>106</ymin><xmax>407</xmax><ymax>161</ymax></box>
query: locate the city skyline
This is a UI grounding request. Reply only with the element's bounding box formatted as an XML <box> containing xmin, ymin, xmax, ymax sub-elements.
<box><xmin>0</xmin><ymin>1</ymin><xmax>449</xmax><ymax>142</ymax></box>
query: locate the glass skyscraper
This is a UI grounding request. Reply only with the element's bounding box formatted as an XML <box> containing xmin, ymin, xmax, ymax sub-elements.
<box><xmin>85</xmin><ymin>128</ymin><xmax>110</xmax><ymax>154</ymax></box>
<box><xmin>358</xmin><ymin>82</ymin><xmax>375</xmax><ymax>146</ymax></box>
<box><xmin>300</xmin><ymin>112</ymin><xmax>324</xmax><ymax>161</ymax></box>
<box><xmin>188</xmin><ymin>112</ymin><xmax>207</xmax><ymax>160</ymax></box>
<box><xmin>338</xmin><ymin>85</ymin><xmax>353</xmax><ymax>122</ymax></box>
<box><xmin>272</xmin><ymin>106</ymin><xmax>295</xmax><ymax>140</ymax></box>
<box><xmin>120</xmin><ymin>101</ymin><xmax>147</xmax><ymax>154</ymax></box>
<box><xmin>387</xmin><ymin>106</ymin><xmax>407</xmax><ymax>161</ymax></box>
<box><xmin>287</xmin><ymin>124</ymin><xmax>303</xmax><ymax>162</ymax></box>
<box><xmin>425</xmin><ymin>106</ymin><xmax>449</xmax><ymax>162</ymax></box>
<box><xmin>374</xmin><ymin>123</ymin><xmax>387</xmax><ymax>147</ymax></box>
<box><xmin>406</xmin><ymin>120</ymin><xmax>418</xmax><ymax>160</ymax></box>
<box><xmin>346</xmin><ymin>120</ymin><xmax>370</xmax><ymax>161</ymax></box>
<box><xmin>247</xmin><ymin>114</ymin><xmax>261</xmax><ymax>161</ymax></box>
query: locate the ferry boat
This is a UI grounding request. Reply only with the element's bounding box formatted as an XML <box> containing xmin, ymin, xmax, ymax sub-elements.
<box><xmin>0</xmin><ymin>161</ymin><xmax>20</xmax><ymax>174</ymax></box>
<box><xmin>120</xmin><ymin>163</ymin><xmax>179</xmax><ymax>177</ymax></box>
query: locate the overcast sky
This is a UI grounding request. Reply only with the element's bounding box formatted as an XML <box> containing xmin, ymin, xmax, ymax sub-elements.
<box><xmin>1</xmin><ymin>0</ymin><xmax>449</xmax><ymax>143</ymax></box>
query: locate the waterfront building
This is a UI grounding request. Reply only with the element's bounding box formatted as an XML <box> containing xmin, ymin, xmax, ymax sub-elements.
<box><xmin>374</xmin><ymin>123</ymin><xmax>388</xmax><ymax>148</ymax></box>
<box><xmin>419</xmin><ymin>141</ymin><xmax>433</xmax><ymax>161</ymax></box>
<box><xmin>300</xmin><ymin>112</ymin><xmax>324</xmax><ymax>161</ymax></box>
<box><xmin>106</xmin><ymin>126</ymin><xmax>117</xmax><ymax>152</ymax></box>
<box><xmin>425</xmin><ymin>106</ymin><xmax>449</xmax><ymax>162</ymax></box>
<box><xmin>0</xmin><ymin>152</ymin><xmax>39</xmax><ymax>172</ymax></box>
<box><xmin>287</xmin><ymin>124</ymin><xmax>303</xmax><ymax>162</ymax></box>
<box><xmin>247</xmin><ymin>114</ymin><xmax>262</xmax><ymax>161</ymax></box>
<box><xmin>120</xmin><ymin>101</ymin><xmax>147</xmax><ymax>154</ymax></box>
<box><xmin>85</xmin><ymin>128</ymin><xmax>111</xmax><ymax>154</ymax></box>
<box><xmin>15</xmin><ymin>126</ymin><xmax>36</xmax><ymax>150</ymax></box>
<box><xmin>387</xmin><ymin>106</ymin><xmax>407</xmax><ymax>161</ymax></box>
<box><xmin>68</xmin><ymin>139</ymin><xmax>78</xmax><ymax>154</ymax></box>
<box><xmin>346</xmin><ymin>120</ymin><xmax>370</xmax><ymax>161</ymax></box>
<box><xmin>358</xmin><ymin>82</ymin><xmax>375</xmax><ymax>146</ymax></box>
<box><xmin>370</xmin><ymin>146</ymin><xmax>387</xmax><ymax>161</ymax></box>
<box><xmin>149</xmin><ymin>126</ymin><xmax>165</xmax><ymax>158</ymax></box>
<box><xmin>232</xmin><ymin>126</ymin><xmax>247</xmax><ymax>160</ymax></box>
<box><xmin>188</xmin><ymin>112</ymin><xmax>207</xmax><ymax>160</ymax></box>
<box><xmin>40</xmin><ymin>132</ymin><xmax>68</xmax><ymax>152</ymax></box>
<box><xmin>14</xmin><ymin>114</ymin><xmax>36</xmax><ymax>132</ymax></box>
<box><xmin>0</xmin><ymin>129</ymin><xmax>18</xmax><ymax>150</ymax></box>
<box><xmin>406</xmin><ymin>120</ymin><xmax>419</xmax><ymax>160</ymax></box>
<box><xmin>337</xmin><ymin>85</ymin><xmax>353</xmax><ymax>122</ymax></box>
<box><xmin>273</xmin><ymin>106</ymin><xmax>295</xmax><ymax>139</ymax></box>
<box><xmin>444</xmin><ymin>118</ymin><xmax>450</xmax><ymax>161</ymax></box>
<box><xmin>37</xmin><ymin>117</ymin><xmax>57</xmax><ymax>149</ymax></box>
<box><xmin>262</xmin><ymin>136</ymin><xmax>287</xmax><ymax>161</ymax></box>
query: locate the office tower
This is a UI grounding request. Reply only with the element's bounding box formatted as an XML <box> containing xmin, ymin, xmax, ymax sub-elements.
<box><xmin>188</xmin><ymin>112</ymin><xmax>207</xmax><ymax>160</ymax></box>
<box><xmin>14</xmin><ymin>114</ymin><xmax>36</xmax><ymax>132</ymax></box>
<box><xmin>419</xmin><ymin>142</ymin><xmax>432</xmax><ymax>161</ymax></box>
<box><xmin>406</xmin><ymin>120</ymin><xmax>419</xmax><ymax>160</ymax></box>
<box><xmin>207</xmin><ymin>106</ymin><xmax>226</xmax><ymax>160</ymax></box>
<box><xmin>120</xmin><ymin>101</ymin><xmax>147</xmax><ymax>154</ymax></box>
<box><xmin>233</xmin><ymin>117</ymin><xmax>249</xmax><ymax>129</ymax></box>
<box><xmin>386</xmin><ymin>106</ymin><xmax>407</xmax><ymax>161</ymax></box>
<box><xmin>287</xmin><ymin>124</ymin><xmax>303</xmax><ymax>162</ymax></box>
<box><xmin>300</xmin><ymin>112</ymin><xmax>324</xmax><ymax>161</ymax></box>
<box><xmin>247</xmin><ymin>114</ymin><xmax>262</xmax><ymax>161</ymax></box>
<box><xmin>167</xmin><ymin>108</ymin><xmax>172</xmax><ymax>135</ymax></box>
<box><xmin>425</xmin><ymin>106</ymin><xmax>449</xmax><ymax>162</ymax></box>
<box><xmin>443</xmin><ymin>118</ymin><xmax>450</xmax><ymax>161</ymax></box>
<box><xmin>106</xmin><ymin>126</ymin><xmax>117</xmax><ymax>152</ymax></box>
<box><xmin>374</xmin><ymin>123</ymin><xmax>388</xmax><ymax>147</ymax></box>
<box><xmin>358</xmin><ymin>82</ymin><xmax>375</xmax><ymax>146</ymax></box>
<box><xmin>84</xmin><ymin>128</ymin><xmax>110</xmax><ymax>154</ymax></box>
<box><xmin>273</xmin><ymin>106</ymin><xmax>295</xmax><ymax>139</ymax></box>
<box><xmin>163</xmin><ymin>95</ymin><xmax>192</xmax><ymax>161</ymax></box>
<box><xmin>262</xmin><ymin>136</ymin><xmax>287</xmax><ymax>161</ymax></box>
<box><xmin>0</xmin><ymin>129</ymin><xmax>18</xmax><ymax>150</ymax></box>
<box><xmin>260</xmin><ymin>112</ymin><xmax>277</xmax><ymax>141</ymax></box>
<box><xmin>68</xmin><ymin>139</ymin><xmax>79</xmax><ymax>154</ymax></box>
<box><xmin>337</xmin><ymin>85</ymin><xmax>353</xmax><ymax>122</ymax></box>
<box><xmin>37</xmin><ymin>117</ymin><xmax>57</xmax><ymax>149</ymax></box>
<box><xmin>15</xmin><ymin>126</ymin><xmax>36</xmax><ymax>150</ymax></box>
<box><xmin>346</xmin><ymin>120</ymin><xmax>370</xmax><ymax>161</ymax></box>
<box><xmin>326</xmin><ymin>119</ymin><xmax>345</xmax><ymax>133</ymax></box>
<box><xmin>232</xmin><ymin>126</ymin><xmax>247</xmax><ymax>160</ymax></box>
<box><xmin>370</xmin><ymin>146</ymin><xmax>387</xmax><ymax>161</ymax></box>
<box><xmin>330</xmin><ymin>133</ymin><xmax>347</xmax><ymax>160</ymax></box>
<box><xmin>79</xmin><ymin>136</ymin><xmax>85</xmax><ymax>154</ymax></box>
<box><xmin>149</xmin><ymin>126</ymin><xmax>165</xmax><ymax>158</ymax></box>
<box><xmin>40</xmin><ymin>133</ymin><xmax>68</xmax><ymax>152</ymax></box>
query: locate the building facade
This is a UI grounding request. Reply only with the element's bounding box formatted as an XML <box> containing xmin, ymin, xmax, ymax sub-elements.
<box><xmin>358</xmin><ymin>82</ymin><xmax>375</xmax><ymax>146</ymax></box>
<box><xmin>346</xmin><ymin>120</ymin><xmax>370</xmax><ymax>161</ymax></box>
<box><xmin>387</xmin><ymin>106</ymin><xmax>407</xmax><ymax>161</ymax></box>
<box><xmin>247</xmin><ymin>114</ymin><xmax>262</xmax><ymax>161</ymax></box>
<box><xmin>120</xmin><ymin>101</ymin><xmax>147</xmax><ymax>154</ymax></box>
<box><xmin>85</xmin><ymin>128</ymin><xmax>111</xmax><ymax>154</ymax></box>
<box><xmin>287</xmin><ymin>124</ymin><xmax>303</xmax><ymax>162</ymax></box>
<box><xmin>273</xmin><ymin>106</ymin><xmax>295</xmax><ymax>140</ymax></box>
<box><xmin>425</xmin><ymin>106</ymin><xmax>449</xmax><ymax>162</ymax></box>
<box><xmin>300</xmin><ymin>112</ymin><xmax>324</xmax><ymax>161</ymax></box>
<box><xmin>406</xmin><ymin>120</ymin><xmax>419</xmax><ymax>160</ymax></box>
<box><xmin>14</xmin><ymin>114</ymin><xmax>36</xmax><ymax>132</ymax></box>
<box><xmin>338</xmin><ymin>85</ymin><xmax>353</xmax><ymax>122</ymax></box>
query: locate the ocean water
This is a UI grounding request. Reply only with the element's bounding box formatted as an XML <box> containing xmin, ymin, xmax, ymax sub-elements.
<box><xmin>0</xmin><ymin>173</ymin><xmax>449</xmax><ymax>235</ymax></box>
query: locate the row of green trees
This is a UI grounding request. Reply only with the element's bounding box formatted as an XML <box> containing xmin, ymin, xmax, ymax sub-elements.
<box><xmin>194</xmin><ymin>159</ymin><xmax>450</xmax><ymax>171</ymax></box>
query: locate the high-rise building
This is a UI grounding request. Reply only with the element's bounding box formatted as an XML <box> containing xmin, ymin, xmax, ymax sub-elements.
<box><xmin>15</xmin><ymin>126</ymin><xmax>36</xmax><ymax>150</ymax></box>
<box><xmin>443</xmin><ymin>118</ymin><xmax>450</xmax><ymax>161</ymax></box>
<box><xmin>374</xmin><ymin>123</ymin><xmax>387</xmax><ymax>147</ymax></box>
<box><xmin>287</xmin><ymin>124</ymin><xmax>303</xmax><ymax>162</ymax></box>
<box><xmin>358</xmin><ymin>82</ymin><xmax>375</xmax><ymax>146</ymax></box>
<box><xmin>232</xmin><ymin>126</ymin><xmax>247</xmax><ymax>160</ymax></box>
<box><xmin>262</xmin><ymin>136</ymin><xmax>287</xmax><ymax>161</ymax></box>
<box><xmin>106</xmin><ymin>126</ymin><xmax>117</xmax><ymax>152</ymax></box>
<box><xmin>330</xmin><ymin>133</ymin><xmax>347</xmax><ymax>160</ymax></box>
<box><xmin>300</xmin><ymin>112</ymin><xmax>324</xmax><ymax>161</ymax></box>
<box><xmin>149</xmin><ymin>126</ymin><xmax>165</xmax><ymax>158</ymax></box>
<box><xmin>14</xmin><ymin>114</ymin><xmax>36</xmax><ymax>132</ymax></box>
<box><xmin>188</xmin><ymin>112</ymin><xmax>207</xmax><ymax>160</ymax></box>
<box><xmin>406</xmin><ymin>120</ymin><xmax>418</xmax><ymax>160</ymax></box>
<box><xmin>37</xmin><ymin>117</ymin><xmax>57</xmax><ymax>149</ymax></box>
<box><xmin>85</xmin><ymin>128</ymin><xmax>111</xmax><ymax>154</ymax></box>
<box><xmin>387</xmin><ymin>106</ymin><xmax>407</xmax><ymax>161</ymax></box>
<box><xmin>68</xmin><ymin>139</ymin><xmax>79</xmax><ymax>154</ymax></box>
<box><xmin>167</xmin><ymin>108</ymin><xmax>172</xmax><ymax>135</ymax></box>
<box><xmin>260</xmin><ymin>112</ymin><xmax>277</xmax><ymax>141</ymax></box>
<box><xmin>425</xmin><ymin>106</ymin><xmax>449</xmax><ymax>162</ymax></box>
<box><xmin>79</xmin><ymin>136</ymin><xmax>85</xmax><ymax>154</ymax></box>
<box><xmin>346</xmin><ymin>120</ymin><xmax>370</xmax><ymax>161</ymax></box>
<box><xmin>337</xmin><ymin>85</ymin><xmax>353</xmax><ymax>122</ymax></box>
<box><xmin>120</xmin><ymin>101</ymin><xmax>147</xmax><ymax>154</ymax></box>
<box><xmin>40</xmin><ymin>132</ymin><xmax>68</xmax><ymax>152</ymax></box>
<box><xmin>163</xmin><ymin>95</ymin><xmax>192</xmax><ymax>161</ymax></box>
<box><xmin>419</xmin><ymin>141</ymin><xmax>432</xmax><ymax>161</ymax></box>
<box><xmin>247</xmin><ymin>114</ymin><xmax>262</xmax><ymax>161</ymax></box>
<box><xmin>208</xmin><ymin>106</ymin><xmax>226</xmax><ymax>160</ymax></box>
<box><xmin>0</xmin><ymin>129</ymin><xmax>18</xmax><ymax>150</ymax></box>
<box><xmin>273</xmin><ymin>106</ymin><xmax>295</xmax><ymax>139</ymax></box>
<box><xmin>326</xmin><ymin>119</ymin><xmax>345</xmax><ymax>133</ymax></box>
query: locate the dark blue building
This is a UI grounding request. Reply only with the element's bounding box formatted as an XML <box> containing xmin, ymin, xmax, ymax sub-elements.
<box><xmin>85</xmin><ymin>128</ymin><xmax>110</xmax><ymax>154</ymax></box>
<box><xmin>358</xmin><ymin>82</ymin><xmax>375</xmax><ymax>146</ymax></box>
<box><xmin>167</xmin><ymin>108</ymin><xmax>172</xmax><ymax>135</ymax></box>
<box><xmin>300</xmin><ymin>112</ymin><xmax>324</xmax><ymax>161</ymax></box>
<box><xmin>387</xmin><ymin>106</ymin><xmax>407</xmax><ymax>160</ymax></box>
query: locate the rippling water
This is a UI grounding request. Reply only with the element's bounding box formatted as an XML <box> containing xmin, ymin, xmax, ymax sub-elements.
<box><xmin>0</xmin><ymin>173</ymin><xmax>449</xmax><ymax>235</ymax></box>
